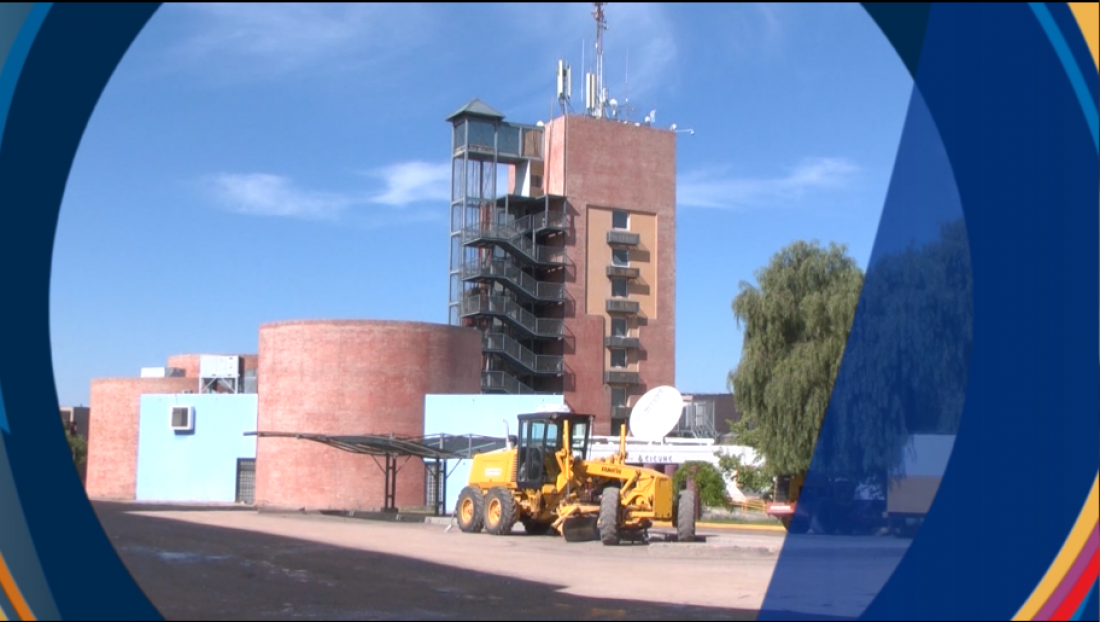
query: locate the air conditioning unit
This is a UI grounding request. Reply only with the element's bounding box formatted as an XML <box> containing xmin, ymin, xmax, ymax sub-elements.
<box><xmin>170</xmin><ymin>405</ymin><xmax>194</xmax><ymax>432</ymax></box>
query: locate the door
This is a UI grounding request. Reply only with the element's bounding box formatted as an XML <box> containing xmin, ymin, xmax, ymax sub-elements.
<box><xmin>235</xmin><ymin>458</ymin><xmax>256</xmax><ymax>505</ymax></box>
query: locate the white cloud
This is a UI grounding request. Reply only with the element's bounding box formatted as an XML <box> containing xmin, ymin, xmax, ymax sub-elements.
<box><xmin>365</xmin><ymin>161</ymin><xmax>451</xmax><ymax>207</ymax></box>
<box><xmin>204</xmin><ymin>173</ymin><xmax>357</xmax><ymax>221</ymax></box>
<box><xmin>678</xmin><ymin>157</ymin><xmax>860</xmax><ymax>210</ymax></box>
<box><xmin>202</xmin><ymin>160</ymin><xmax>458</xmax><ymax>224</ymax></box>
<box><xmin>170</xmin><ymin>3</ymin><xmax>433</xmax><ymax>79</ymax></box>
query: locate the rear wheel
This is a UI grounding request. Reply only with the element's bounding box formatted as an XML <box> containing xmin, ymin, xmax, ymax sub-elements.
<box><xmin>598</xmin><ymin>486</ymin><xmax>622</xmax><ymax>546</ymax></box>
<box><xmin>677</xmin><ymin>488</ymin><xmax>697</xmax><ymax>543</ymax></box>
<box><xmin>455</xmin><ymin>486</ymin><xmax>484</xmax><ymax>533</ymax></box>
<box><xmin>483</xmin><ymin>487</ymin><xmax>518</xmax><ymax>536</ymax></box>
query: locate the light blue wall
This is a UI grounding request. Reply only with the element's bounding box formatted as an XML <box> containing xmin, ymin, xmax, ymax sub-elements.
<box><xmin>135</xmin><ymin>394</ymin><xmax>258</xmax><ymax>503</ymax></box>
<box><xmin>424</xmin><ymin>394</ymin><xmax>565</xmax><ymax>514</ymax></box>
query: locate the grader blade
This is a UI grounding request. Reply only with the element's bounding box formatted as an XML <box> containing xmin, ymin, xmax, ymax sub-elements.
<box><xmin>559</xmin><ymin>515</ymin><xmax>599</xmax><ymax>542</ymax></box>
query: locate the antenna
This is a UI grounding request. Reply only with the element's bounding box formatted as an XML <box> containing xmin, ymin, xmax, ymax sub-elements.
<box><xmin>591</xmin><ymin>2</ymin><xmax>608</xmax><ymax>118</ymax></box>
<box><xmin>557</xmin><ymin>58</ymin><xmax>572</xmax><ymax>116</ymax></box>
<box><xmin>629</xmin><ymin>386</ymin><xmax>685</xmax><ymax>442</ymax></box>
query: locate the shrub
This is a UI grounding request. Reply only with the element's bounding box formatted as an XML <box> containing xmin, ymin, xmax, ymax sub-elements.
<box><xmin>672</xmin><ymin>461</ymin><xmax>730</xmax><ymax>508</ymax></box>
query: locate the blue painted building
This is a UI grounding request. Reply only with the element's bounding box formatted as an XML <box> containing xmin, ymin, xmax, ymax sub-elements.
<box><xmin>424</xmin><ymin>394</ymin><xmax>565</xmax><ymax>513</ymax></box>
<box><xmin>135</xmin><ymin>394</ymin><xmax>258</xmax><ymax>504</ymax></box>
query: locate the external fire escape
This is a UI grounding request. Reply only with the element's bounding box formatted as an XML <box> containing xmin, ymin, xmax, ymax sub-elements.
<box><xmin>446</xmin><ymin>99</ymin><xmax>571</xmax><ymax>395</ymax></box>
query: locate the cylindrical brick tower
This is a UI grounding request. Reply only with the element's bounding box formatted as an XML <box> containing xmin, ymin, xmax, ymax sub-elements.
<box><xmin>85</xmin><ymin>377</ymin><xmax>196</xmax><ymax>500</ymax></box>
<box><xmin>254</xmin><ymin>320</ymin><xmax>481</xmax><ymax>512</ymax></box>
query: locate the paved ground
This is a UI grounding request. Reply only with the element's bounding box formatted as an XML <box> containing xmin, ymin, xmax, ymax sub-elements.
<box><xmin>94</xmin><ymin>502</ymin><xmax>773</xmax><ymax>621</ymax></box>
<box><xmin>93</xmin><ymin>502</ymin><xmax>911</xmax><ymax>621</ymax></box>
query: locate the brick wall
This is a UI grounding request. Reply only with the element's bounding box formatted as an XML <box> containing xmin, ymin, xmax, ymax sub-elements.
<box><xmin>254</xmin><ymin>320</ymin><xmax>481</xmax><ymax>512</ymax></box>
<box><xmin>85</xmin><ymin>377</ymin><xmax>195</xmax><ymax>500</ymax></box>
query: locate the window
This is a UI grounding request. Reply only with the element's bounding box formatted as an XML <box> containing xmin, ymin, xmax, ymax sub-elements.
<box><xmin>612</xmin><ymin>249</ymin><xmax>630</xmax><ymax>267</ymax></box>
<box><xmin>611</xmin><ymin>417</ymin><xmax>629</xmax><ymax>437</ymax></box>
<box><xmin>611</xmin><ymin>278</ymin><xmax>628</xmax><ymax>297</ymax></box>
<box><xmin>531</xmin><ymin>175</ymin><xmax>543</xmax><ymax>188</ymax></box>
<box><xmin>611</xmin><ymin>387</ymin><xmax>627</xmax><ymax>407</ymax></box>
<box><xmin>611</xmin><ymin>318</ymin><xmax>628</xmax><ymax>337</ymax></box>
<box><xmin>612</xmin><ymin>210</ymin><xmax>629</xmax><ymax>230</ymax></box>
<box><xmin>610</xmin><ymin>349</ymin><xmax>627</xmax><ymax>369</ymax></box>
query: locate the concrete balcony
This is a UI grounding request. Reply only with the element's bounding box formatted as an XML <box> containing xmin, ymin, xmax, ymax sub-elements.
<box><xmin>606</xmin><ymin>230</ymin><xmax>640</xmax><ymax>246</ymax></box>
<box><xmin>606</xmin><ymin>265</ymin><xmax>640</xmax><ymax>279</ymax></box>
<box><xmin>606</xmin><ymin>298</ymin><xmax>640</xmax><ymax>315</ymax></box>
<box><xmin>604</xmin><ymin>335</ymin><xmax>640</xmax><ymax>349</ymax></box>
<box><xmin>604</xmin><ymin>370</ymin><xmax>640</xmax><ymax>385</ymax></box>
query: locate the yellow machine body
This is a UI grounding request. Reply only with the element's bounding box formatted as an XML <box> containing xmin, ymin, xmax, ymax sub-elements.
<box><xmin>458</xmin><ymin>413</ymin><xmax>688</xmax><ymax>543</ymax></box>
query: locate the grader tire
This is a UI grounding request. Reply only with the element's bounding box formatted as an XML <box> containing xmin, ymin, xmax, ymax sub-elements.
<box><xmin>484</xmin><ymin>487</ymin><xmax>518</xmax><ymax>536</ymax></box>
<box><xmin>677</xmin><ymin>488</ymin><xmax>697</xmax><ymax>543</ymax></box>
<box><xmin>599</xmin><ymin>486</ymin><xmax>622</xmax><ymax>546</ymax></box>
<box><xmin>455</xmin><ymin>486</ymin><xmax>484</xmax><ymax>533</ymax></box>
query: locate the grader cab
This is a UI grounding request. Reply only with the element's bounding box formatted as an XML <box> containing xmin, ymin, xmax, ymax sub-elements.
<box><xmin>454</xmin><ymin>411</ymin><xmax>697</xmax><ymax>545</ymax></box>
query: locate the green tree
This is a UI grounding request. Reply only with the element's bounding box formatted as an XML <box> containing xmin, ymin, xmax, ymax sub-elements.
<box><xmin>671</xmin><ymin>461</ymin><xmax>729</xmax><ymax>508</ymax></box>
<box><xmin>716</xmin><ymin>452</ymin><xmax>773</xmax><ymax>498</ymax></box>
<box><xmin>821</xmin><ymin>219</ymin><xmax>973</xmax><ymax>480</ymax></box>
<box><xmin>66</xmin><ymin>427</ymin><xmax>87</xmax><ymax>471</ymax></box>
<box><xmin>727</xmin><ymin>240</ymin><xmax>864</xmax><ymax>478</ymax></box>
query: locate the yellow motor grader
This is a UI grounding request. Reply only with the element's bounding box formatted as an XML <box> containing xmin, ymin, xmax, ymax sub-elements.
<box><xmin>454</xmin><ymin>411</ymin><xmax>697</xmax><ymax>545</ymax></box>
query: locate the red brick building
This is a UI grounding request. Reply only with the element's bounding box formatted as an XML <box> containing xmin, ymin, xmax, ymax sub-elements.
<box><xmin>447</xmin><ymin>99</ymin><xmax>678</xmax><ymax>435</ymax></box>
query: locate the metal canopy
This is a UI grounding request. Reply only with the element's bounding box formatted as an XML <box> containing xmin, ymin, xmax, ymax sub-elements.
<box><xmin>244</xmin><ymin>432</ymin><xmax>507</xmax><ymax>460</ymax></box>
<box><xmin>244</xmin><ymin>431</ymin><xmax>509</xmax><ymax>516</ymax></box>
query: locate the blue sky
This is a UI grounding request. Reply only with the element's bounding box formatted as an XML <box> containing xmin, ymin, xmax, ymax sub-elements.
<box><xmin>49</xmin><ymin>3</ymin><xmax>913</xmax><ymax>407</ymax></box>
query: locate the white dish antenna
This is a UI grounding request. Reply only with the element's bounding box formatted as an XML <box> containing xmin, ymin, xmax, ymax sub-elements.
<box><xmin>628</xmin><ymin>386</ymin><xmax>684</xmax><ymax>442</ymax></box>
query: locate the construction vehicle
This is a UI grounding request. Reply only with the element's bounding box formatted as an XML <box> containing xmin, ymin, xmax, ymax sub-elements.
<box><xmin>886</xmin><ymin>434</ymin><xmax>954</xmax><ymax>538</ymax></box>
<box><xmin>453</xmin><ymin>410</ymin><xmax>697</xmax><ymax>545</ymax></box>
<box><xmin>767</xmin><ymin>473</ymin><xmax>885</xmax><ymax>535</ymax></box>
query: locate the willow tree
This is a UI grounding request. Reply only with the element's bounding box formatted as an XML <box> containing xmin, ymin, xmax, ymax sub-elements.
<box><xmin>727</xmin><ymin>241</ymin><xmax>864</xmax><ymax>478</ymax></box>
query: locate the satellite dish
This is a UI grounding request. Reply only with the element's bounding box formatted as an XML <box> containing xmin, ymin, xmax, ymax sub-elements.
<box><xmin>670</xmin><ymin>123</ymin><xmax>677</xmax><ymax>130</ymax></box>
<box><xmin>536</xmin><ymin>120</ymin><xmax>545</xmax><ymax>127</ymax></box>
<box><xmin>629</xmin><ymin>386</ymin><xmax>684</xmax><ymax>442</ymax></box>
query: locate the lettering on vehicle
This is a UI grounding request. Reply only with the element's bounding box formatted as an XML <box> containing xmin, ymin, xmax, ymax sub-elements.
<box><xmin>484</xmin><ymin>468</ymin><xmax>502</xmax><ymax>477</ymax></box>
<box><xmin>636</xmin><ymin>455</ymin><xmax>673</xmax><ymax>463</ymax></box>
<box><xmin>597</xmin><ymin>465</ymin><xmax>623</xmax><ymax>476</ymax></box>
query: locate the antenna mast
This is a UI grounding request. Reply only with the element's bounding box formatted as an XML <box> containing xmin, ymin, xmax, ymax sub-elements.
<box><xmin>586</xmin><ymin>2</ymin><xmax>609</xmax><ymax>119</ymax></box>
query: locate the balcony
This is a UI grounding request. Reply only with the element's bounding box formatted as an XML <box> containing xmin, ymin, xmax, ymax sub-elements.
<box><xmin>606</xmin><ymin>265</ymin><xmax>640</xmax><ymax>279</ymax></box>
<box><xmin>604</xmin><ymin>370</ymin><xmax>640</xmax><ymax>385</ymax></box>
<box><xmin>606</xmin><ymin>298</ymin><xmax>640</xmax><ymax>315</ymax></box>
<box><xmin>604</xmin><ymin>335</ymin><xmax>640</xmax><ymax>349</ymax></box>
<box><xmin>607</xmin><ymin>230</ymin><xmax>640</xmax><ymax>246</ymax></box>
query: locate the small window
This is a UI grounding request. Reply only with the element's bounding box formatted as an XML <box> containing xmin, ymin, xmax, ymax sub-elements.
<box><xmin>611</xmin><ymin>387</ymin><xmax>627</xmax><ymax>407</ymax></box>
<box><xmin>611</xmin><ymin>278</ymin><xmax>628</xmax><ymax>297</ymax></box>
<box><xmin>610</xmin><ymin>349</ymin><xmax>627</xmax><ymax>368</ymax></box>
<box><xmin>611</xmin><ymin>318</ymin><xmax>628</xmax><ymax>337</ymax></box>
<box><xmin>612</xmin><ymin>249</ymin><xmax>630</xmax><ymax>267</ymax></box>
<box><xmin>531</xmin><ymin>175</ymin><xmax>543</xmax><ymax>188</ymax></box>
<box><xmin>612</xmin><ymin>210</ymin><xmax>629</xmax><ymax>230</ymax></box>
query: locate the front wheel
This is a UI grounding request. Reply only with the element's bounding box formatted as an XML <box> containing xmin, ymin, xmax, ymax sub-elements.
<box><xmin>598</xmin><ymin>486</ymin><xmax>622</xmax><ymax>546</ymax></box>
<box><xmin>677</xmin><ymin>488</ymin><xmax>697</xmax><ymax>543</ymax></box>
